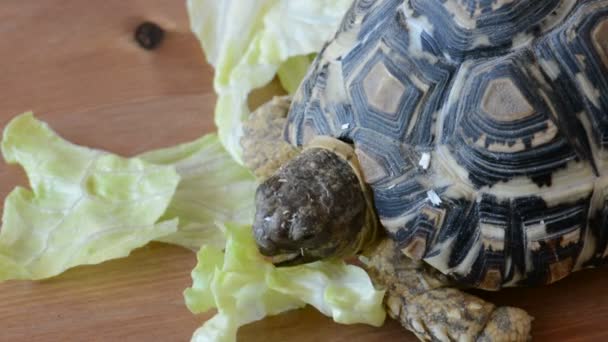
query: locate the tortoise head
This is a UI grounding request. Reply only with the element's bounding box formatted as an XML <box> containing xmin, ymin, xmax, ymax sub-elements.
<box><xmin>253</xmin><ymin>138</ymin><xmax>378</xmax><ymax>266</ymax></box>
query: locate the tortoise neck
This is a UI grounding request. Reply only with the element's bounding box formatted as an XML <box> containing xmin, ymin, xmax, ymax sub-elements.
<box><xmin>305</xmin><ymin>136</ymin><xmax>381</xmax><ymax>255</ymax></box>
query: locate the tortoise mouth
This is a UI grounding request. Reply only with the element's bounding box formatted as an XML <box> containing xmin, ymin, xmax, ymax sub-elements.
<box><xmin>269</xmin><ymin>252</ymin><xmax>302</xmax><ymax>266</ymax></box>
<box><xmin>269</xmin><ymin>251</ymin><xmax>321</xmax><ymax>267</ymax></box>
<box><xmin>255</xmin><ymin>234</ymin><xmax>332</xmax><ymax>266</ymax></box>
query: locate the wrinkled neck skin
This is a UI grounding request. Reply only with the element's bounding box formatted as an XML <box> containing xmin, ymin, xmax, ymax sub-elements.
<box><xmin>253</xmin><ymin>136</ymin><xmax>380</xmax><ymax>266</ymax></box>
<box><xmin>306</xmin><ymin>136</ymin><xmax>381</xmax><ymax>258</ymax></box>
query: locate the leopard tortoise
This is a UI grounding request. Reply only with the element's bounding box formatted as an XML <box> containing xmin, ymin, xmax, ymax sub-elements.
<box><xmin>240</xmin><ymin>0</ymin><xmax>608</xmax><ymax>340</ymax></box>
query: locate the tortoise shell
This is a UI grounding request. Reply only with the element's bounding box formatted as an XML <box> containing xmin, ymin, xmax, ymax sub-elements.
<box><xmin>285</xmin><ymin>0</ymin><xmax>608</xmax><ymax>289</ymax></box>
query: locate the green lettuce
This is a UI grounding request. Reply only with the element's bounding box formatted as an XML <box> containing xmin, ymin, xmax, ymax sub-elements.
<box><xmin>140</xmin><ymin>134</ymin><xmax>257</xmax><ymax>251</ymax></box>
<box><xmin>277</xmin><ymin>54</ymin><xmax>316</xmax><ymax>94</ymax></box>
<box><xmin>187</xmin><ymin>0</ymin><xmax>353</xmax><ymax>163</ymax></box>
<box><xmin>184</xmin><ymin>223</ymin><xmax>386</xmax><ymax>342</ymax></box>
<box><xmin>0</xmin><ymin>113</ymin><xmax>180</xmax><ymax>281</ymax></box>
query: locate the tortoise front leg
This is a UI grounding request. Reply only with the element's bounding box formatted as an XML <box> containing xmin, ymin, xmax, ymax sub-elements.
<box><xmin>363</xmin><ymin>239</ymin><xmax>533</xmax><ymax>341</ymax></box>
<box><xmin>241</xmin><ymin>96</ymin><xmax>300</xmax><ymax>180</ymax></box>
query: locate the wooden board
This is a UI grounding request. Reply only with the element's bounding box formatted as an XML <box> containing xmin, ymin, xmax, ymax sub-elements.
<box><xmin>0</xmin><ymin>1</ymin><xmax>607</xmax><ymax>341</ymax></box>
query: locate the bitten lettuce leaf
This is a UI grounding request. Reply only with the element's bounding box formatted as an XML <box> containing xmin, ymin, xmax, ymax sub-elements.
<box><xmin>140</xmin><ymin>134</ymin><xmax>257</xmax><ymax>251</ymax></box>
<box><xmin>0</xmin><ymin>113</ymin><xmax>179</xmax><ymax>281</ymax></box>
<box><xmin>187</xmin><ymin>0</ymin><xmax>353</xmax><ymax>163</ymax></box>
<box><xmin>184</xmin><ymin>223</ymin><xmax>386</xmax><ymax>342</ymax></box>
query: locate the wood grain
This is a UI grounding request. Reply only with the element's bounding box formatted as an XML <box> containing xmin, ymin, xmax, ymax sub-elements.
<box><xmin>0</xmin><ymin>1</ymin><xmax>607</xmax><ymax>341</ymax></box>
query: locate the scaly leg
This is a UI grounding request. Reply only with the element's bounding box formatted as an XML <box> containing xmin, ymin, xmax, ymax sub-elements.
<box><xmin>363</xmin><ymin>239</ymin><xmax>533</xmax><ymax>341</ymax></box>
<box><xmin>241</xmin><ymin>96</ymin><xmax>299</xmax><ymax>180</ymax></box>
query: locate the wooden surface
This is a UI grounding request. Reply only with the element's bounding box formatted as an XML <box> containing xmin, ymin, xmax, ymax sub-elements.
<box><xmin>0</xmin><ymin>1</ymin><xmax>607</xmax><ymax>341</ymax></box>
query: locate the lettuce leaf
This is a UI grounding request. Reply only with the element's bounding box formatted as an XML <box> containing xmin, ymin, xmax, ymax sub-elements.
<box><xmin>277</xmin><ymin>54</ymin><xmax>316</xmax><ymax>95</ymax></box>
<box><xmin>0</xmin><ymin>113</ymin><xmax>179</xmax><ymax>281</ymax></box>
<box><xmin>267</xmin><ymin>260</ymin><xmax>387</xmax><ymax>326</ymax></box>
<box><xmin>187</xmin><ymin>0</ymin><xmax>353</xmax><ymax>163</ymax></box>
<box><xmin>140</xmin><ymin>134</ymin><xmax>257</xmax><ymax>251</ymax></box>
<box><xmin>184</xmin><ymin>223</ymin><xmax>386</xmax><ymax>342</ymax></box>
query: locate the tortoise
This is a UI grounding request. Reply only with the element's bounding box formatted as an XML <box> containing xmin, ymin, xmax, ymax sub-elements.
<box><xmin>240</xmin><ymin>0</ymin><xmax>608</xmax><ymax>340</ymax></box>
